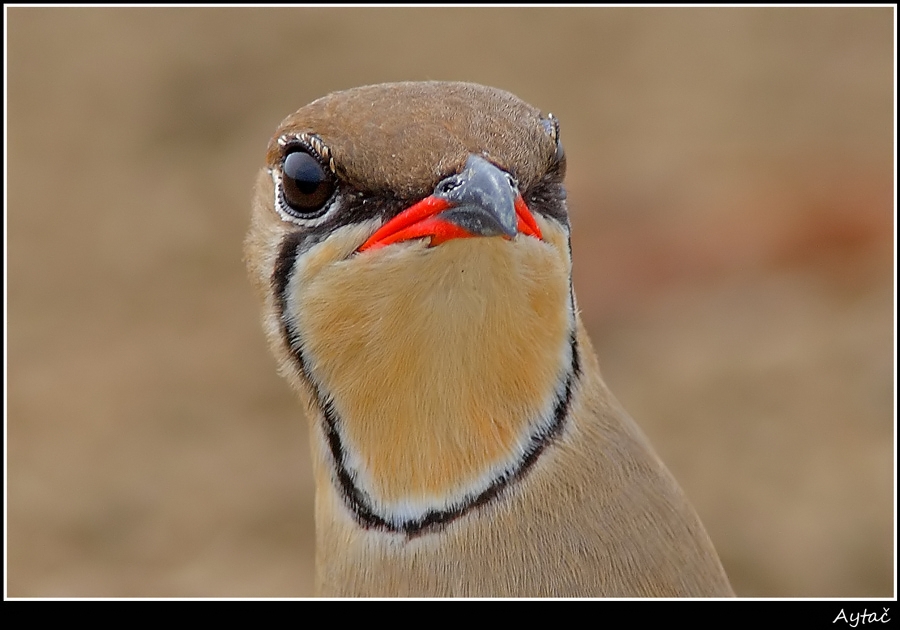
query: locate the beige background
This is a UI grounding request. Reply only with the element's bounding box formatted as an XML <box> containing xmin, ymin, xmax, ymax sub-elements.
<box><xmin>7</xmin><ymin>7</ymin><xmax>895</xmax><ymax>597</ymax></box>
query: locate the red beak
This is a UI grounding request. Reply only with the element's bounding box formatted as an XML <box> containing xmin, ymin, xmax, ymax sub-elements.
<box><xmin>358</xmin><ymin>155</ymin><xmax>543</xmax><ymax>252</ymax></box>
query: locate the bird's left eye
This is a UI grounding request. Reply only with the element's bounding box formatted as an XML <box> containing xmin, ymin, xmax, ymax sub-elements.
<box><xmin>280</xmin><ymin>149</ymin><xmax>336</xmax><ymax>217</ymax></box>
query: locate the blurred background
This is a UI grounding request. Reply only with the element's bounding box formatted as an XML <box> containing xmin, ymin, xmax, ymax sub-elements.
<box><xmin>6</xmin><ymin>7</ymin><xmax>894</xmax><ymax>597</ymax></box>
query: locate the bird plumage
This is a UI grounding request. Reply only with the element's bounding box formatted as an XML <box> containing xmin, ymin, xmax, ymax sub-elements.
<box><xmin>245</xmin><ymin>81</ymin><xmax>733</xmax><ymax>597</ymax></box>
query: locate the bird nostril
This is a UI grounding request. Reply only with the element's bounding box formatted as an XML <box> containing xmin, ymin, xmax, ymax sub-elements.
<box><xmin>436</xmin><ymin>178</ymin><xmax>462</xmax><ymax>195</ymax></box>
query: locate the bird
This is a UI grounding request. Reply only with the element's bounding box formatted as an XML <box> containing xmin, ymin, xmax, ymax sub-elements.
<box><xmin>244</xmin><ymin>81</ymin><xmax>734</xmax><ymax>597</ymax></box>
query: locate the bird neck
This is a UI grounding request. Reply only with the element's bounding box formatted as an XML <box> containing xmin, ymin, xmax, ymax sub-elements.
<box><xmin>284</xmin><ymin>231</ymin><xmax>576</xmax><ymax>532</ymax></box>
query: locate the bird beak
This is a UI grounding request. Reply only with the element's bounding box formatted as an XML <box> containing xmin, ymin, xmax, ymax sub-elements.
<box><xmin>358</xmin><ymin>155</ymin><xmax>543</xmax><ymax>252</ymax></box>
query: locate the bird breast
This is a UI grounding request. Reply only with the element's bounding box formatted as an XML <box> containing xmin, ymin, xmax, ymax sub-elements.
<box><xmin>285</xmin><ymin>218</ymin><xmax>574</xmax><ymax>523</ymax></box>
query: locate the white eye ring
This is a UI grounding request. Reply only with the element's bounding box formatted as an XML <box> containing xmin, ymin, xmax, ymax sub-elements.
<box><xmin>270</xmin><ymin>167</ymin><xmax>342</xmax><ymax>228</ymax></box>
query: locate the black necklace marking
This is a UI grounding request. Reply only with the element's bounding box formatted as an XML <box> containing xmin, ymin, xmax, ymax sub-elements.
<box><xmin>272</xmin><ymin>224</ymin><xmax>580</xmax><ymax>537</ymax></box>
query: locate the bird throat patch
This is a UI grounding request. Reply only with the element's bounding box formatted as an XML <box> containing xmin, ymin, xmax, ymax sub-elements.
<box><xmin>274</xmin><ymin>228</ymin><xmax>580</xmax><ymax>535</ymax></box>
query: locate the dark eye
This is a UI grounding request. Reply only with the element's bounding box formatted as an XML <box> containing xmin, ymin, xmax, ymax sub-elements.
<box><xmin>281</xmin><ymin>150</ymin><xmax>336</xmax><ymax>216</ymax></box>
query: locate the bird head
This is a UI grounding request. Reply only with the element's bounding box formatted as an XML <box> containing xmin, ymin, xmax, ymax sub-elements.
<box><xmin>246</xmin><ymin>82</ymin><xmax>578</xmax><ymax>533</ymax></box>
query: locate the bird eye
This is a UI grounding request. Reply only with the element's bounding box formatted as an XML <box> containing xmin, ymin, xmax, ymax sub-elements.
<box><xmin>280</xmin><ymin>149</ymin><xmax>336</xmax><ymax>217</ymax></box>
<box><xmin>542</xmin><ymin>115</ymin><xmax>565</xmax><ymax>165</ymax></box>
<box><xmin>542</xmin><ymin>114</ymin><xmax>560</xmax><ymax>143</ymax></box>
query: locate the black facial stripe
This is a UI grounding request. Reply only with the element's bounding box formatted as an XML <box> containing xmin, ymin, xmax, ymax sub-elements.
<box><xmin>276</xmin><ymin>158</ymin><xmax>568</xmax><ymax>250</ymax></box>
<box><xmin>272</xmin><ymin>231</ymin><xmax>304</xmax><ymax>310</ymax></box>
<box><xmin>524</xmin><ymin>178</ymin><xmax>569</xmax><ymax>226</ymax></box>
<box><xmin>272</xmin><ymin>233</ymin><xmax>581</xmax><ymax>537</ymax></box>
<box><xmin>276</xmin><ymin>189</ymin><xmax>413</xmax><ymax>256</ymax></box>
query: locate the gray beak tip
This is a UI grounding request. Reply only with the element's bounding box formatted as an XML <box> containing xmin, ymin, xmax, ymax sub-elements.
<box><xmin>434</xmin><ymin>154</ymin><xmax>519</xmax><ymax>239</ymax></box>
